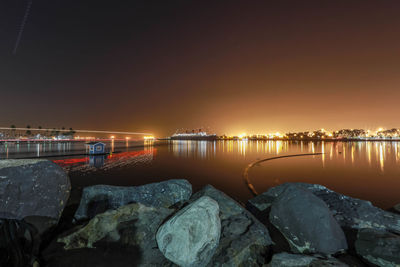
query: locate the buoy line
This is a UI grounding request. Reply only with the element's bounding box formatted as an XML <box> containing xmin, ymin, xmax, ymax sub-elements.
<box><xmin>243</xmin><ymin>153</ymin><xmax>324</xmax><ymax>196</ymax></box>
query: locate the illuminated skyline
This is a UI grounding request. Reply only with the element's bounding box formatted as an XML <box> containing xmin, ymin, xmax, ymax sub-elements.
<box><xmin>1</xmin><ymin>1</ymin><xmax>400</xmax><ymax>136</ymax></box>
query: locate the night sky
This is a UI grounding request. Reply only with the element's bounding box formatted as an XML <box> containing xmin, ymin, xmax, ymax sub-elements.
<box><xmin>1</xmin><ymin>1</ymin><xmax>400</xmax><ymax>136</ymax></box>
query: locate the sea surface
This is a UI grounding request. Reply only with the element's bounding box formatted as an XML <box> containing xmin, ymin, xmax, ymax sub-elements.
<box><xmin>1</xmin><ymin>140</ymin><xmax>399</xmax><ymax>209</ymax></box>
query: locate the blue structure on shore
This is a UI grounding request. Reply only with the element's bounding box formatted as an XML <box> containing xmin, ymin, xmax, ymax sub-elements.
<box><xmin>86</xmin><ymin>142</ymin><xmax>106</xmax><ymax>155</ymax></box>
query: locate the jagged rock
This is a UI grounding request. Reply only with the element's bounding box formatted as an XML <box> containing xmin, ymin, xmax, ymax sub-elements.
<box><xmin>248</xmin><ymin>183</ymin><xmax>400</xmax><ymax>234</ymax></box>
<box><xmin>190</xmin><ymin>185</ymin><xmax>273</xmax><ymax>266</ymax></box>
<box><xmin>156</xmin><ymin>196</ymin><xmax>221</xmax><ymax>267</ymax></box>
<box><xmin>74</xmin><ymin>179</ymin><xmax>192</xmax><ymax>221</ymax></box>
<box><xmin>0</xmin><ymin>159</ymin><xmax>70</xmax><ymax>234</ymax></box>
<box><xmin>0</xmin><ymin>218</ymin><xmax>41</xmax><ymax>267</ymax></box>
<box><xmin>355</xmin><ymin>228</ymin><xmax>400</xmax><ymax>267</ymax></box>
<box><xmin>269</xmin><ymin>252</ymin><xmax>348</xmax><ymax>267</ymax></box>
<box><xmin>269</xmin><ymin>184</ymin><xmax>347</xmax><ymax>255</ymax></box>
<box><xmin>393</xmin><ymin>203</ymin><xmax>400</xmax><ymax>214</ymax></box>
<box><xmin>269</xmin><ymin>252</ymin><xmax>315</xmax><ymax>266</ymax></box>
<box><xmin>44</xmin><ymin>203</ymin><xmax>175</xmax><ymax>266</ymax></box>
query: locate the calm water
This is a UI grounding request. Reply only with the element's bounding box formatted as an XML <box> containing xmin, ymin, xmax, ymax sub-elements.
<box><xmin>1</xmin><ymin>140</ymin><xmax>399</xmax><ymax>209</ymax></box>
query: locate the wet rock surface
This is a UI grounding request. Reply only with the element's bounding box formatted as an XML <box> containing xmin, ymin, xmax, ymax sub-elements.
<box><xmin>355</xmin><ymin>228</ymin><xmax>400</xmax><ymax>267</ymax></box>
<box><xmin>191</xmin><ymin>185</ymin><xmax>273</xmax><ymax>266</ymax></box>
<box><xmin>269</xmin><ymin>184</ymin><xmax>348</xmax><ymax>255</ymax></box>
<box><xmin>249</xmin><ymin>183</ymin><xmax>400</xmax><ymax>234</ymax></box>
<box><xmin>74</xmin><ymin>179</ymin><xmax>192</xmax><ymax>221</ymax></box>
<box><xmin>269</xmin><ymin>252</ymin><xmax>349</xmax><ymax>267</ymax></box>
<box><xmin>156</xmin><ymin>196</ymin><xmax>221</xmax><ymax>267</ymax></box>
<box><xmin>44</xmin><ymin>203</ymin><xmax>175</xmax><ymax>266</ymax></box>
<box><xmin>0</xmin><ymin>159</ymin><xmax>70</xmax><ymax>231</ymax></box>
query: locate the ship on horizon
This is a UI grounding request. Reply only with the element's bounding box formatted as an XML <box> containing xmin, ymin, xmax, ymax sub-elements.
<box><xmin>170</xmin><ymin>129</ymin><xmax>217</xmax><ymax>141</ymax></box>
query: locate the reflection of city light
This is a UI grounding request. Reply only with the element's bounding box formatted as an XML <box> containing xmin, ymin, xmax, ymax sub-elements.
<box><xmin>144</xmin><ymin>136</ymin><xmax>155</xmax><ymax>140</ymax></box>
<box><xmin>111</xmin><ymin>136</ymin><xmax>115</xmax><ymax>139</ymax></box>
<box><xmin>238</xmin><ymin>133</ymin><xmax>247</xmax><ymax>139</ymax></box>
<box><xmin>379</xmin><ymin>144</ymin><xmax>384</xmax><ymax>172</ymax></box>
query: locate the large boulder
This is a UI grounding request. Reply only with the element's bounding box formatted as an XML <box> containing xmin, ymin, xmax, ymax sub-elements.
<box><xmin>156</xmin><ymin>196</ymin><xmax>221</xmax><ymax>267</ymax></box>
<box><xmin>74</xmin><ymin>179</ymin><xmax>192</xmax><ymax>221</ymax></box>
<box><xmin>0</xmin><ymin>218</ymin><xmax>41</xmax><ymax>267</ymax></box>
<box><xmin>248</xmin><ymin>183</ymin><xmax>400</xmax><ymax>234</ymax></box>
<box><xmin>44</xmin><ymin>203</ymin><xmax>176</xmax><ymax>266</ymax></box>
<box><xmin>269</xmin><ymin>184</ymin><xmax>348</xmax><ymax>255</ymax></box>
<box><xmin>355</xmin><ymin>228</ymin><xmax>400</xmax><ymax>267</ymax></box>
<box><xmin>269</xmin><ymin>252</ymin><xmax>348</xmax><ymax>267</ymax></box>
<box><xmin>0</xmin><ymin>159</ymin><xmax>70</xmax><ymax>233</ymax></box>
<box><xmin>190</xmin><ymin>185</ymin><xmax>273</xmax><ymax>266</ymax></box>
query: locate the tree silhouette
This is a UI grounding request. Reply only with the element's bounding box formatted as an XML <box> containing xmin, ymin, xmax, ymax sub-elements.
<box><xmin>10</xmin><ymin>125</ymin><xmax>16</xmax><ymax>138</ymax></box>
<box><xmin>26</xmin><ymin>125</ymin><xmax>32</xmax><ymax>136</ymax></box>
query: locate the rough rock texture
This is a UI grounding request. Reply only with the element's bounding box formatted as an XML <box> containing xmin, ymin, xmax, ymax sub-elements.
<box><xmin>190</xmin><ymin>185</ymin><xmax>273</xmax><ymax>266</ymax></box>
<box><xmin>0</xmin><ymin>159</ymin><xmax>70</xmax><ymax>232</ymax></box>
<box><xmin>45</xmin><ymin>203</ymin><xmax>175</xmax><ymax>266</ymax></box>
<box><xmin>355</xmin><ymin>228</ymin><xmax>400</xmax><ymax>267</ymax></box>
<box><xmin>0</xmin><ymin>218</ymin><xmax>41</xmax><ymax>267</ymax></box>
<box><xmin>269</xmin><ymin>252</ymin><xmax>348</xmax><ymax>267</ymax></box>
<box><xmin>393</xmin><ymin>203</ymin><xmax>400</xmax><ymax>214</ymax></box>
<box><xmin>269</xmin><ymin>184</ymin><xmax>348</xmax><ymax>255</ymax></box>
<box><xmin>248</xmin><ymin>183</ymin><xmax>400</xmax><ymax>234</ymax></box>
<box><xmin>156</xmin><ymin>196</ymin><xmax>221</xmax><ymax>267</ymax></box>
<box><xmin>74</xmin><ymin>179</ymin><xmax>192</xmax><ymax>221</ymax></box>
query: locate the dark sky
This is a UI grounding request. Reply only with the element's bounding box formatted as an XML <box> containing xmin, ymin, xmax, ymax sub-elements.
<box><xmin>1</xmin><ymin>1</ymin><xmax>400</xmax><ymax>136</ymax></box>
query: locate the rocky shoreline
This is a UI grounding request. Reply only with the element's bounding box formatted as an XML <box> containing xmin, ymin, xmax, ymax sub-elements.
<box><xmin>0</xmin><ymin>159</ymin><xmax>399</xmax><ymax>266</ymax></box>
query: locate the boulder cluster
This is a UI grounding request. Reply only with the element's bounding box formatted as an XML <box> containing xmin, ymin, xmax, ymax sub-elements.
<box><xmin>0</xmin><ymin>159</ymin><xmax>399</xmax><ymax>267</ymax></box>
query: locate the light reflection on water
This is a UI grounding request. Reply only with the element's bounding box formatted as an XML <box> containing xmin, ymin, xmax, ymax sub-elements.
<box><xmin>167</xmin><ymin>140</ymin><xmax>400</xmax><ymax>173</ymax></box>
<box><xmin>1</xmin><ymin>140</ymin><xmax>399</xmax><ymax>208</ymax></box>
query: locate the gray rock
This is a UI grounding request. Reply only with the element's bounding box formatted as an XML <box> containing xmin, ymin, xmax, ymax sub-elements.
<box><xmin>157</xmin><ymin>196</ymin><xmax>221</xmax><ymax>267</ymax></box>
<box><xmin>52</xmin><ymin>203</ymin><xmax>175</xmax><ymax>266</ymax></box>
<box><xmin>249</xmin><ymin>183</ymin><xmax>400</xmax><ymax>234</ymax></box>
<box><xmin>74</xmin><ymin>179</ymin><xmax>192</xmax><ymax>221</ymax></box>
<box><xmin>0</xmin><ymin>159</ymin><xmax>70</xmax><ymax>232</ymax></box>
<box><xmin>269</xmin><ymin>252</ymin><xmax>348</xmax><ymax>267</ymax></box>
<box><xmin>269</xmin><ymin>252</ymin><xmax>315</xmax><ymax>266</ymax></box>
<box><xmin>269</xmin><ymin>184</ymin><xmax>348</xmax><ymax>255</ymax></box>
<box><xmin>355</xmin><ymin>228</ymin><xmax>400</xmax><ymax>267</ymax></box>
<box><xmin>191</xmin><ymin>185</ymin><xmax>273</xmax><ymax>266</ymax></box>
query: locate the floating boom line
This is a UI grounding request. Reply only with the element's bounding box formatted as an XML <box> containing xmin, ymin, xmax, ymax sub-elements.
<box><xmin>243</xmin><ymin>153</ymin><xmax>324</xmax><ymax>196</ymax></box>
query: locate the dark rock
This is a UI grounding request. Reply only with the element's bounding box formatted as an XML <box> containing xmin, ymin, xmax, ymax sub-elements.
<box><xmin>355</xmin><ymin>228</ymin><xmax>400</xmax><ymax>266</ymax></box>
<box><xmin>190</xmin><ymin>185</ymin><xmax>273</xmax><ymax>266</ymax></box>
<box><xmin>43</xmin><ymin>203</ymin><xmax>176</xmax><ymax>266</ymax></box>
<box><xmin>156</xmin><ymin>196</ymin><xmax>221</xmax><ymax>267</ymax></box>
<box><xmin>0</xmin><ymin>218</ymin><xmax>41</xmax><ymax>267</ymax></box>
<box><xmin>269</xmin><ymin>252</ymin><xmax>315</xmax><ymax>266</ymax></box>
<box><xmin>248</xmin><ymin>183</ymin><xmax>400</xmax><ymax>235</ymax></box>
<box><xmin>269</xmin><ymin>252</ymin><xmax>348</xmax><ymax>267</ymax></box>
<box><xmin>74</xmin><ymin>179</ymin><xmax>192</xmax><ymax>221</ymax></box>
<box><xmin>269</xmin><ymin>184</ymin><xmax>348</xmax><ymax>255</ymax></box>
<box><xmin>0</xmin><ymin>159</ymin><xmax>70</xmax><ymax>234</ymax></box>
<box><xmin>393</xmin><ymin>203</ymin><xmax>400</xmax><ymax>214</ymax></box>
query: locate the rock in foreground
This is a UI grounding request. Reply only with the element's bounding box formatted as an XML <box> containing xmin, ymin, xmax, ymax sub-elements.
<box><xmin>269</xmin><ymin>184</ymin><xmax>348</xmax><ymax>255</ymax></box>
<box><xmin>249</xmin><ymin>183</ymin><xmax>400</xmax><ymax>234</ymax></box>
<box><xmin>0</xmin><ymin>159</ymin><xmax>70</xmax><ymax>233</ymax></box>
<box><xmin>74</xmin><ymin>179</ymin><xmax>192</xmax><ymax>221</ymax></box>
<box><xmin>355</xmin><ymin>228</ymin><xmax>400</xmax><ymax>267</ymax></box>
<box><xmin>157</xmin><ymin>196</ymin><xmax>221</xmax><ymax>267</ymax></box>
<box><xmin>46</xmin><ymin>203</ymin><xmax>175</xmax><ymax>266</ymax></box>
<box><xmin>191</xmin><ymin>185</ymin><xmax>273</xmax><ymax>266</ymax></box>
<box><xmin>269</xmin><ymin>252</ymin><xmax>348</xmax><ymax>267</ymax></box>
